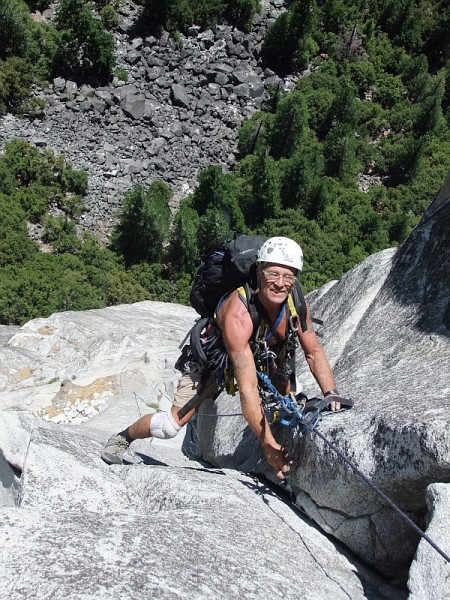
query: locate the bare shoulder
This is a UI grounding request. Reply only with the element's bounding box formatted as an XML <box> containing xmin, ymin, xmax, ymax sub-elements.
<box><xmin>297</xmin><ymin>302</ymin><xmax>321</xmax><ymax>346</ymax></box>
<box><xmin>216</xmin><ymin>290</ymin><xmax>253</xmax><ymax>351</ymax></box>
<box><xmin>303</xmin><ymin>303</ymin><xmax>317</xmax><ymax>334</ymax></box>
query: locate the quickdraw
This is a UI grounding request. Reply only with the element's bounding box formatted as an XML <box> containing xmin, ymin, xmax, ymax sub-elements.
<box><xmin>257</xmin><ymin>371</ymin><xmax>335</xmax><ymax>436</ymax></box>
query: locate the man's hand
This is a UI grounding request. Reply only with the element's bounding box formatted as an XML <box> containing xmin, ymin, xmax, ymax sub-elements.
<box><xmin>324</xmin><ymin>389</ymin><xmax>341</xmax><ymax>411</ymax></box>
<box><xmin>324</xmin><ymin>393</ymin><xmax>354</xmax><ymax>412</ymax></box>
<box><xmin>329</xmin><ymin>396</ymin><xmax>341</xmax><ymax>411</ymax></box>
<box><xmin>263</xmin><ymin>442</ymin><xmax>292</xmax><ymax>480</ymax></box>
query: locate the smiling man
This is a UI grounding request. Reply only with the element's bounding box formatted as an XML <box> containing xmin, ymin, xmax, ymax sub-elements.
<box><xmin>101</xmin><ymin>237</ymin><xmax>342</xmax><ymax>479</ymax></box>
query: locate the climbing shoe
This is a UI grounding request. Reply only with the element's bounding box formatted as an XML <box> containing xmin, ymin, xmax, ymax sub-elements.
<box><xmin>101</xmin><ymin>433</ymin><xmax>130</xmax><ymax>465</ymax></box>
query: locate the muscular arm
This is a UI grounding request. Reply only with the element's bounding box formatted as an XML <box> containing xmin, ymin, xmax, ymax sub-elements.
<box><xmin>217</xmin><ymin>293</ymin><xmax>290</xmax><ymax>478</ymax></box>
<box><xmin>298</xmin><ymin>304</ymin><xmax>340</xmax><ymax>409</ymax></box>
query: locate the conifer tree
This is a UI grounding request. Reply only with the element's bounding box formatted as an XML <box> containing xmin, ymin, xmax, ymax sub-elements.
<box><xmin>112</xmin><ymin>183</ymin><xmax>172</xmax><ymax>266</ymax></box>
<box><xmin>323</xmin><ymin>123</ymin><xmax>358</xmax><ymax>185</ymax></box>
<box><xmin>270</xmin><ymin>91</ymin><xmax>309</xmax><ymax>159</ymax></box>
<box><xmin>191</xmin><ymin>165</ymin><xmax>245</xmax><ymax>232</ymax></box>
<box><xmin>247</xmin><ymin>149</ymin><xmax>281</xmax><ymax>225</ymax></box>
<box><xmin>169</xmin><ymin>203</ymin><xmax>200</xmax><ymax>274</ymax></box>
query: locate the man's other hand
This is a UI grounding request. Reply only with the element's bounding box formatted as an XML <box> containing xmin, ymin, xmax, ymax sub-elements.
<box><xmin>263</xmin><ymin>442</ymin><xmax>292</xmax><ymax>480</ymax></box>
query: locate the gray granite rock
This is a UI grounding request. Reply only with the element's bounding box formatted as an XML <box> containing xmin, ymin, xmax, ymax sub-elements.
<box><xmin>407</xmin><ymin>483</ymin><xmax>450</xmax><ymax>600</ymax></box>
<box><xmin>0</xmin><ymin>410</ymin><xmax>403</xmax><ymax>600</ymax></box>
<box><xmin>192</xmin><ymin>174</ymin><xmax>450</xmax><ymax>581</ymax></box>
<box><xmin>0</xmin><ymin>1</ymin><xmax>290</xmax><ymax>241</ymax></box>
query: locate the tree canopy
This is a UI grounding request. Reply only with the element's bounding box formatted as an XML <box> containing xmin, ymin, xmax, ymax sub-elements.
<box><xmin>0</xmin><ymin>0</ymin><xmax>449</xmax><ymax>325</ymax></box>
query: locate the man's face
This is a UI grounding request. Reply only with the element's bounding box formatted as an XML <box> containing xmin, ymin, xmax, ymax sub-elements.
<box><xmin>258</xmin><ymin>262</ymin><xmax>297</xmax><ymax>306</ymax></box>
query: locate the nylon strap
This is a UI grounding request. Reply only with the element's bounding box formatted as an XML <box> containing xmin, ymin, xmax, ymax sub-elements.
<box><xmin>287</xmin><ymin>294</ymin><xmax>298</xmax><ymax>321</ymax></box>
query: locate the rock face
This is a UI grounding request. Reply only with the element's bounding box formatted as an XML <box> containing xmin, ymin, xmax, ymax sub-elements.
<box><xmin>0</xmin><ymin>1</ymin><xmax>290</xmax><ymax>240</ymax></box>
<box><xmin>192</xmin><ymin>174</ymin><xmax>450</xmax><ymax>580</ymax></box>
<box><xmin>0</xmin><ymin>183</ymin><xmax>448</xmax><ymax>597</ymax></box>
<box><xmin>0</xmin><ymin>301</ymin><xmax>192</xmax><ymax>421</ymax></box>
<box><xmin>0</xmin><ymin>306</ymin><xmax>402</xmax><ymax>600</ymax></box>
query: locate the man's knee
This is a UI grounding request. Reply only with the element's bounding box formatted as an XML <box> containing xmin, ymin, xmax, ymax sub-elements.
<box><xmin>149</xmin><ymin>410</ymin><xmax>181</xmax><ymax>439</ymax></box>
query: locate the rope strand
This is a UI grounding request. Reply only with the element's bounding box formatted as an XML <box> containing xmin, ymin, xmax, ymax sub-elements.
<box><xmin>198</xmin><ymin>375</ymin><xmax>450</xmax><ymax>566</ymax></box>
<box><xmin>312</xmin><ymin>428</ymin><xmax>450</xmax><ymax>564</ymax></box>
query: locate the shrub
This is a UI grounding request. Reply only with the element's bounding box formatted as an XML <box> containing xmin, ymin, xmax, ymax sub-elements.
<box><xmin>0</xmin><ymin>0</ymin><xmax>30</xmax><ymax>59</ymax></box>
<box><xmin>43</xmin><ymin>215</ymin><xmax>77</xmax><ymax>243</ymax></box>
<box><xmin>100</xmin><ymin>4</ymin><xmax>119</xmax><ymax>29</ymax></box>
<box><xmin>142</xmin><ymin>0</ymin><xmax>260</xmax><ymax>34</ymax></box>
<box><xmin>55</xmin><ymin>0</ymin><xmax>115</xmax><ymax>81</ymax></box>
<box><xmin>0</xmin><ymin>194</ymin><xmax>37</xmax><ymax>267</ymax></box>
<box><xmin>114</xmin><ymin>66</ymin><xmax>128</xmax><ymax>82</ymax></box>
<box><xmin>0</xmin><ymin>57</ymin><xmax>34</xmax><ymax>114</ymax></box>
<box><xmin>0</xmin><ymin>141</ymin><xmax>88</xmax><ymax>199</ymax></box>
<box><xmin>12</xmin><ymin>185</ymin><xmax>49</xmax><ymax>223</ymax></box>
<box><xmin>225</xmin><ymin>0</ymin><xmax>260</xmax><ymax>30</ymax></box>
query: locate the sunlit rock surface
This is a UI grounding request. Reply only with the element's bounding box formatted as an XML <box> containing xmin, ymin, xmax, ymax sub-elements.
<box><xmin>1</xmin><ymin>178</ymin><xmax>449</xmax><ymax>597</ymax></box>
<box><xmin>193</xmin><ymin>174</ymin><xmax>450</xmax><ymax>581</ymax></box>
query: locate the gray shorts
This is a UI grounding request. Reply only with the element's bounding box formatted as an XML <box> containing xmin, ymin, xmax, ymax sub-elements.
<box><xmin>172</xmin><ymin>371</ymin><xmax>219</xmax><ymax>408</ymax></box>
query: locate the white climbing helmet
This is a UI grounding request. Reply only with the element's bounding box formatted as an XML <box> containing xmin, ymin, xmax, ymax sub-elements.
<box><xmin>257</xmin><ymin>237</ymin><xmax>303</xmax><ymax>271</ymax></box>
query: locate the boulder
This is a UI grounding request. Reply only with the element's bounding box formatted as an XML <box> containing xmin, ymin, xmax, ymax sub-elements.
<box><xmin>95</xmin><ymin>90</ymin><xmax>115</xmax><ymax>106</ymax></box>
<box><xmin>171</xmin><ymin>83</ymin><xmax>191</xmax><ymax>109</ymax></box>
<box><xmin>53</xmin><ymin>77</ymin><xmax>66</xmax><ymax>93</ymax></box>
<box><xmin>407</xmin><ymin>483</ymin><xmax>450</xmax><ymax>599</ymax></box>
<box><xmin>112</xmin><ymin>83</ymin><xmax>139</xmax><ymax>103</ymax></box>
<box><xmin>120</xmin><ymin>93</ymin><xmax>147</xmax><ymax>120</ymax></box>
<box><xmin>125</xmin><ymin>48</ymin><xmax>142</xmax><ymax>65</ymax></box>
<box><xmin>90</xmin><ymin>97</ymin><xmax>107</xmax><ymax>114</ymax></box>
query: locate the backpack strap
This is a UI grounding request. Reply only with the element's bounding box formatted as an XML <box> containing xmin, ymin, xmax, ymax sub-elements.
<box><xmin>236</xmin><ymin>283</ymin><xmax>261</xmax><ymax>333</ymax></box>
<box><xmin>215</xmin><ymin>281</ymin><xmax>318</xmax><ymax>348</ymax></box>
<box><xmin>183</xmin><ymin>317</ymin><xmax>211</xmax><ymax>366</ymax></box>
<box><xmin>289</xmin><ymin>281</ymin><xmax>307</xmax><ymax>332</ymax></box>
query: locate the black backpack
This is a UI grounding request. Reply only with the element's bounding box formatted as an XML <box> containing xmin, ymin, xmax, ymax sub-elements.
<box><xmin>190</xmin><ymin>233</ymin><xmax>266</xmax><ymax>318</ymax></box>
<box><xmin>189</xmin><ymin>232</ymin><xmax>307</xmax><ymax>330</ymax></box>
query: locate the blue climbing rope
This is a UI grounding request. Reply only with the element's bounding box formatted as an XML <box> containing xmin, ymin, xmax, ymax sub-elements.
<box><xmin>257</xmin><ymin>371</ymin><xmax>326</xmax><ymax>436</ymax></box>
